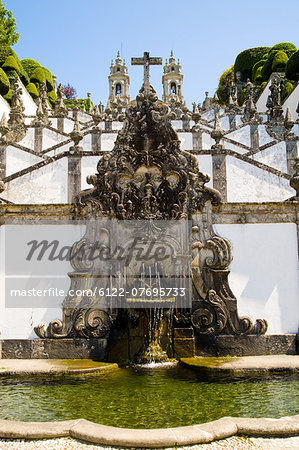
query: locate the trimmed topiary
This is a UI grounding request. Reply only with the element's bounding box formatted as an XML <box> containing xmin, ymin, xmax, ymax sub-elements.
<box><xmin>261</xmin><ymin>52</ymin><xmax>277</xmax><ymax>81</ymax></box>
<box><xmin>21</xmin><ymin>58</ymin><xmax>41</xmax><ymax>77</ymax></box>
<box><xmin>271</xmin><ymin>51</ymin><xmax>288</xmax><ymax>72</ymax></box>
<box><xmin>6</xmin><ymin>69</ymin><xmax>18</xmax><ymax>81</ymax></box>
<box><xmin>26</xmin><ymin>82</ymin><xmax>39</xmax><ymax>99</ymax></box>
<box><xmin>3</xmin><ymin>88</ymin><xmax>12</xmax><ymax>104</ymax></box>
<box><xmin>271</xmin><ymin>42</ymin><xmax>297</xmax><ymax>53</ymax></box>
<box><xmin>281</xmin><ymin>82</ymin><xmax>294</xmax><ymax>102</ymax></box>
<box><xmin>216</xmin><ymin>65</ymin><xmax>234</xmax><ymax>105</ymax></box>
<box><xmin>253</xmin><ymin>66</ymin><xmax>263</xmax><ymax>84</ymax></box>
<box><xmin>257</xmin><ymin>81</ymin><xmax>267</xmax><ymax>98</ymax></box>
<box><xmin>47</xmin><ymin>90</ymin><xmax>57</xmax><ymax>108</ymax></box>
<box><xmin>2</xmin><ymin>55</ymin><xmax>20</xmax><ymax>73</ymax></box>
<box><xmin>234</xmin><ymin>47</ymin><xmax>270</xmax><ymax>81</ymax></box>
<box><xmin>30</xmin><ymin>67</ymin><xmax>46</xmax><ymax>85</ymax></box>
<box><xmin>0</xmin><ymin>67</ymin><xmax>10</xmax><ymax>95</ymax></box>
<box><xmin>252</xmin><ymin>57</ymin><xmax>266</xmax><ymax>81</ymax></box>
<box><xmin>43</xmin><ymin>67</ymin><xmax>54</xmax><ymax>91</ymax></box>
<box><xmin>285</xmin><ymin>50</ymin><xmax>299</xmax><ymax>81</ymax></box>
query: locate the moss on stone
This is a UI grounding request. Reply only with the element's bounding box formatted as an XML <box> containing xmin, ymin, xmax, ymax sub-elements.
<box><xmin>0</xmin><ymin>67</ymin><xmax>10</xmax><ymax>95</ymax></box>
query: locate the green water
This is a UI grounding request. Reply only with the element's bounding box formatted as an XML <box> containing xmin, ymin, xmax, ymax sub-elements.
<box><xmin>0</xmin><ymin>365</ymin><xmax>299</xmax><ymax>428</ymax></box>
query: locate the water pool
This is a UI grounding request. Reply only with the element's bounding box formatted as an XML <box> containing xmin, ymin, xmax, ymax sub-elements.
<box><xmin>1</xmin><ymin>364</ymin><xmax>298</xmax><ymax>428</ymax></box>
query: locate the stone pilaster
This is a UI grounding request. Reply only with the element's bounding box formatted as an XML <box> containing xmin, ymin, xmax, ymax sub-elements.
<box><xmin>212</xmin><ymin>149</ymin><xmax>227</xmax><ymax>202</ymax></box>
<box><xmin>250</xmin><ymin>123</ymin><xmax>259</xmax><ymax>150</ymax></box>
<box><xmin>68</xmin><ymin>153</ymin><xmax>81</xmax><ymax>203</ymax></box>
<box><xmin>34</xmin><ymin>127</ymin><xmax>43</xmax><ymax>153</ymax></box>
<box><xmin>228</xmin><ymin>115</ymin><xmax>236</xmax><ymax>130</ymax></box>
<box><xmin>91</xmin><ymin>128</ymin><xmax>102</xmax><ymax>152</ymax></box>
<box><xmin>57</xmin><ymin>118</ymin><xmax>64</xmax><ymax>133</ymax></box>
<box><xmin>192</xmin><ymin>131</ymin><xmax>202</xmax><ymax>151</ymax></box>
<box><xmin>286</xmin><ymin>140</ymin><xmax>298</xmax><ymax>176</ymax></box>
<box><xmin>0</xmin><ymin>145</ymin><xmax>6</xmax><ymax>178</ymax></box>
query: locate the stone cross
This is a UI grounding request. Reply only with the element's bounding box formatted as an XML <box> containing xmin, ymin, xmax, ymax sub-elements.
<box><xmin>131</xmin><ymin>52</ymin><xmax>162</xmax><ymax>91</ymax></box>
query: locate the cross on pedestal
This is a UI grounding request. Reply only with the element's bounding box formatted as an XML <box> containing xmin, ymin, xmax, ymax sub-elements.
<box><xmin>131</xmin><ymin>52</ymin><xmax>162</xmax><ymax>91</ymax></box>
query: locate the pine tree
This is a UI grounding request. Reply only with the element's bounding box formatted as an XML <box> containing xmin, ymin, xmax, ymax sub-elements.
<box><xmin>0</xmin><ymin>1</ymin><xmax>19</xmax><ymax>46</ymax></box>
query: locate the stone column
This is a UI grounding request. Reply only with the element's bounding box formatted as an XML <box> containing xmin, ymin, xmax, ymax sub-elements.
<box><xmin>212</xmin><ymin>149</ymin><xmax>227</xmax><ymax>202</ymax></box>
<box><xmin>57</xmin><ymin>118</ymin><xmax>64</xmax><ymax>133</ymax></box>
<box><xmin>228</xmin><ymin>115</ymin><xmax>236</xmax><ymax>130</ymax></box>
<box><xmin>68</xmin><ymin>152</ymin><xmax>82</xmax><ymax>203</ymax></box>
<box><xmin>0</xmin><ymin>145</ymin><xmax>6</xmax><ymax>178</ymax></box>
<box><xmin>286</xmin><ymin>140</ymin><xmax>298</xmax><ymax>176</ymax></box>
<box><xmin>34</xmin><ymin>126</ymin><xmax>43</xmax><ymax>153</ymax></box>
<box><xmin>91</xmin><ymin>128</ymin><xmax>102</xmax><ymax>152</ymax></box>
<box><xmin>192</xmin><ymin>130</ymin><xmax>202</xmax><ymax>151</ymax></box>
<box><xmin>250</xmin><ymin>123</ymin><xmax>259</xmax><ymax>150</ymax></box>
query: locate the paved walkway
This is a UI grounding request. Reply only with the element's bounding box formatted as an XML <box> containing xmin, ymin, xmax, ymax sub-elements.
<box><xmin>180</xmin><ymin>355</ymin><xmax>299</xmax><ymax>372</ymax></box>
<box><xmin>0</xmin><ymin>359</ymin><xmax>118</xmax><ymax>376</ymax></box>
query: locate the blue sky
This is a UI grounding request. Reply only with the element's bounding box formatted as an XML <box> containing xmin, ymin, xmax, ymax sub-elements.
<box><xmin>7</xmin><ymin>0</ymin><xmax>299</xmax><ymax>107</ymax></box>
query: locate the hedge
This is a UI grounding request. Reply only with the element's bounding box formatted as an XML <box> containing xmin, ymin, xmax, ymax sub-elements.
<box><xmin>47</xmin><ymin>90</ymin><xmax>57</xmax><ymax>108</ymax></box>
<box><xmin>43</xmin><ymin>67</ymin><xmax>54</xmax><ymax>91</ymax></box>
<box><xmin>2</xmin><ymin>55</ymin><xmax>20</xmax><ymax>73</ymax></box>
<box><xmin>30</xmin><ymin>67</ymin><xmax>46</xmax><ymax>85</ymax></box>
<box><xmin>285</xmin><ymin>50</ymin><xmax>299</xmax><ymax>81</ymax></box>
<box><xmin>281</xmin><ymin>82</ymin><xmax>294</xmax><ymax>102</ymax></box>
<box><xmin>253</xmin><ymin>66</ymin><xmax>263</xmax><ymax>84</ymax></box>
<box><xmin>0</xmin><ymin>67</ymin><xmax>10</xmax><ymax>95</ymax></box>
<box><xmin>271</xmin><ymin>51</ymin><xmax>288</xmax><ymax>72</ymax></box>
<box><xmin>0</xmin><ymin>46</ymin><xmax>29</xmax><ymax>85</ymax></box>
<box><xmin>252</xmin><ymin>57</ymin><xmax>267</xmax><ymax>81</ymax></box>
<box><xmin>3</xmin><ymin>88</ymin><xmax>12</xmax><ymax>104</ymax></box>
<box><xmin>26</xmin><ymin>82</ymin><xmax>39</xmax><ymax>99</ymax></box>
<box><xmin>234</xmin><ymin>47</ymin><xmax>270</xmax><ymax>81</ymax></box>
<box><xmin>21</xmin><ymin>58</ymin><xmax>41</xmax><ymax>77</ymax></box>
<box><xmin>6</xmin><ymin>69</ymin><xmax>18</xmax><ymax>81</ymax></box>
<box><xmin>270</xmin><ymin>42</ymin><xmax>297</xmax><ymax>53</ymax></box>
<box><xmin>216</xmin><ymin>65</ymin><xmax>234</xmax><ymax>104</ymax></box>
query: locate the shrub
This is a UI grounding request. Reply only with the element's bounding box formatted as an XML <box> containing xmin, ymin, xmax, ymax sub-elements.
<box><xmin>216</xmin><ymin>65</ymin><xmax>234</xmax><ymax>105</ymax></box>
<box><xmin>234</xmin><ymin>47</ymin><xmax>270</xmax><ymax>81</ymax></box>
<box><xmin>281</xmin><ymin>82</ymin><xmax>294</xmax><ymax>102</ymax></box>
<box><xmin>252</xmin><ymin>57</ymin><xmax>266</xmax><ymax>81</ymax></box>
<box><xmin>0</xmin><ymin>67</ymin><xmax>10</xmax><ymax>95</ymax></box>
<box><xmin>21</xmin><ymin>58</ymin><xmax>41</xmax><ymax>77</ymax></box>
<box><xmin>271</xmin><ymin>42</ymin><xmax>297</xmax><ymax>53</ymax></box>
<box><xmin>26</xmin><ymin>82</ymin><xmax>39</xmax><ymax>99</ymax></box>
<box><xmin>271</xmin><ymin>51</ymin><xmax>288</xmax><ymax>72</ymax></box>
<box><xmin>3</xmin><ymin>88</ymin><xmax>12</xmax><ymax>104</ymax></box>
<box><xmin>253</xmin><ymin>66</ymin><xmax>263</xmax><ymax>84</ymax></box>
<box><xmin>257</xmin><ymin>81</ymin><xmax>267</xmax><ymax>97</ymax></box>
<box><xmin>285</xmin><ymin>50</ymin><xmax>299</xmax><ymax>81</ymax></box>
<box><xmin>43</xmin><ymin>67</ymin><xmax>54</xmax><ymax>91</ymax></box>
<box><xmin>2</xmin><ymin>54</ymin><xmax>20</xmax><ymax>73</ymax></box>
<box><xmin>261</xmin><ymin>52</ymin><xmax>277</xmax><ymax>81</ymax></box>
<box><xmin>47</xmin><ymin>90</ymin><xmax>57</xmax><ymax>108</ymax></box>
<box><xmin>6</xmin><ymin>69</ymin><xmax>18</xmax><ymax>80</ymax></box>
<box><xmin>30</xmin><ymin>67</ymin><xmax>46</xmax><ymax>85</ymax></box>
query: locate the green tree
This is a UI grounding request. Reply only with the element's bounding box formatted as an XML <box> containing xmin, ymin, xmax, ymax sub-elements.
<box><xmin>0</xmin><ymin>0</ymin><xmax>19</xmax><ymax>46</ymax></box>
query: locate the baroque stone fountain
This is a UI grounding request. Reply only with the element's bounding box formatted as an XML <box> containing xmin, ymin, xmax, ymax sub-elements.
<box><xmin>35</xmin><ymin>60</ymin><xmax>267</xmax><ymax>362</ymax></box>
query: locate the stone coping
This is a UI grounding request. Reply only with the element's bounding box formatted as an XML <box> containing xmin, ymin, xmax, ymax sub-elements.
<box><xmin>0</xmin><ymin>359</ymin><xmax>118</xmax><ymax>376</ymax></box>
<box><xmin>180</xmin><ymin>355</ymin><xmax>299</xmax><ymax>373</ymax></box>
<box><xmin>0</xmin><ymin>416</ymin><xmax>299</xmax><ymax>447</ymax></box>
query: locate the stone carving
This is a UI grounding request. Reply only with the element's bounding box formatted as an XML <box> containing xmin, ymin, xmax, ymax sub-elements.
<box><xmin>289</xmin><ymin>157</ymin><xmax>299</xmax><ymax>200</ymax></box>
<box><xmin>211</xmin><ymin>111</ymin><xmax>224</xmax><ymax>149</ymax></box>
<box><xmin>4</xmin><ymin>79</ymin><xmax>27</xmax><ymax>143</ymax></box>
<box><xmin>38</xmin><ymin>82</ymin><xmax>51</xmax><ymax>126</ymax></box>
<box><xmin>70</xmin><ymin>108</ymin><xmax>83</xmax><ymax>151</ymax></box>
<box><xmin>242</xmin><ymin>80</ymin><xmax>261</xmax><ymax>123</ymax></box>
<box><xmin>35</xmin><ymin>81</ymin><xmax>267</xmax><ymax>342</ymax></box>
<box><xmin>284</xmin><ymin>107</ymin><xmax>296</xmax><ymax>140</ymax></box>
<box><xmin>53</xmin><ymin>83</ymin><xmax>68</xmax><ymax>118</ymax></box>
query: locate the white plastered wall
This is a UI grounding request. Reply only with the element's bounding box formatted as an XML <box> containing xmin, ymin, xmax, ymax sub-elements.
<box><xmin>215</xmin><ymin>223</ymin><xmax>299</xmax><ymax>334</ymax></box>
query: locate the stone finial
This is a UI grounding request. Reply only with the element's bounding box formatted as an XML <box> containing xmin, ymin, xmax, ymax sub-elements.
<box><xmin>53</xmin><ymin>83</ymin><xmax>68</xmax><ymax>118</ymax></box>
<box><xmin>211</xmin><ymin>111</ymin><xmax>224</xmax><ymax>149</ymax></box>
<box><xmin>242</xmin><ymin>80</ymin><xmax>261</xmax><ymax>123</ymax></box>
<box><xmin>285</xmin><ymin>107</ymin><xmax>295</xmax><ymax>130</ymax></box>
<box><xmin>70</xmin><ymin>112</ymin><xmax>83</xmax><ymax>150</ymax></box>
<box><xmin>92</xmin><ymin>104</ymin><xmax>102</xmax><ymax>128</ymax></box>
<box><xmin>290</xmin><ymin>157</ymin><xmax>299</xmax><ymax>198</ymax></box>
<box><xmin>6</xmin><ymin>78</ymin><xmax>26</xmax><ymax>142</ymax></box>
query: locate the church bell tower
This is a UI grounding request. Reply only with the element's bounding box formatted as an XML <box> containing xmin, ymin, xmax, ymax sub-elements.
<box><xmin>108</xmin><ymin>51</ymin><xmax>130</xmax><ymax>106</ymax></box>
<box><xmin>162</xmin><ymin>51</ymin><xmax>184</xmax><ymax>104</ymax></box>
